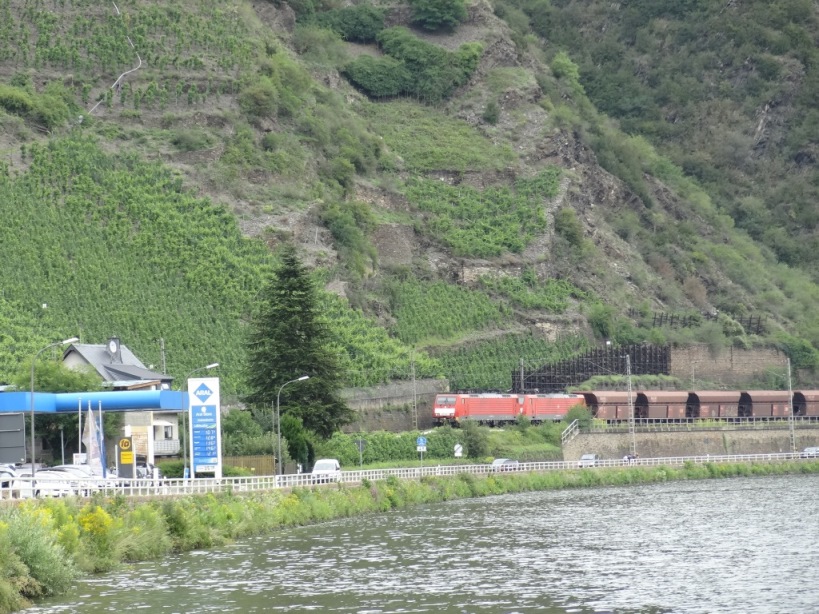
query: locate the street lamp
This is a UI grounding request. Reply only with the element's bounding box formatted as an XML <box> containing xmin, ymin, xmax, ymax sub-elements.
<box><xmin>276</xmin><ymin>376</ymin><xmax>309</xmax><ymax>476</ymax></box>
<box><xmin>180</xmin><ymin>363</ymin><xmax>219</xmax><ymax>478</ymax></box>
<box><xmin>31</xmin><ymin>337</ymin><xmax>79</xmax><ymax>481</ymax></box>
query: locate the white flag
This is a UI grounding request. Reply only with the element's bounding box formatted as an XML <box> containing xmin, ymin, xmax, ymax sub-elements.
<box><xmin>82</xmin><ymin>405</ymin><xmax>104</xmax><ymax>476</ymax></box>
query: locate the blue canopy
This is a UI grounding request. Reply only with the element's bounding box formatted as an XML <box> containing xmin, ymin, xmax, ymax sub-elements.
<box><xmin>0</xmin><ymin>390</ymin><xmax>188</xmax><ymax>413</ymax></box>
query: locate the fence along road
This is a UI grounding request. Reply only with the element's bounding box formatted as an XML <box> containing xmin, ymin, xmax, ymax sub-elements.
<box><xmin>1</xmin><ymin>452</ymin><xmax>813</xmax><ymax>500</ymax></box>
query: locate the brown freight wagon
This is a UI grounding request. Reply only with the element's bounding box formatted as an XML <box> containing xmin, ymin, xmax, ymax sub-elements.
<box><xmin>636</xmin><ymin>391</ymin><xmax>688</xmax><ymax>420</ymax></box>
<box><xmin>793</xmin><ymin>391</ymin><xmax>819</xmax><ymax>417</ymax></box>
<box><xmin>686</xmin><ymin>391</ymin><xmax>741</xmax><ymax>418</ymax></box>
<box><xmin>739</xmin><ymin>391</ymin><xmax>791</xmax><ymax>418</ymax></box>
<box><xmin>582</xmin><ymin>391</ymin><xmax>633</xmax><ymax>420</ymax></box>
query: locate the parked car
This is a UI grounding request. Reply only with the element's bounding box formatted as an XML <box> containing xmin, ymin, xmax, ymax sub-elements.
<box><xmin>311</xmin><ymin>459</ymin><xmax>341</xmax><ymax>484</ymax></box>
<box><xmin>800</xmin><ymin>447</ymin><xmax>819</xmax><ymax>458</ymax></box>
<box><xmin>578</xmin><ymin>454</ymin><xmax>601</xmax><ymax>468</ymax></box>
<box><xmin>12</xmin><ymin>470</ymin><xmax>78</xmax><ymax>498</ymax></box>
<box><xmin>50</xmin><ymin>464</ymin><xmax>117</xmax><ymax>494</ymax></box>
<box><xmin>491</xmin><ymin>458</ymin><xmax>520</xmax><ymax>472</ymax></box>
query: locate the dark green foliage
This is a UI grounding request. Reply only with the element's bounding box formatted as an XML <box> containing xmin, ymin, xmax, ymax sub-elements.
<box><xmin>565</xmin><ymin>403</ymin><xmax>592</xmax><ymax>429</ymax></box>
<box><xmin>342</xmin><ymin>56</ymin><xmax>413</xmax><ymax>98</ymax></box>
<box><xmin>461</xmin><ymin>420</ymin><xmax>489</xmax><ymax>458</ymax></box>
<box><xmin>312</xmin><ymin>5</ymin><xmax>386</xmax><ymax>42</ymax></box>
<box><xmin>344</xmin><ymin>27</ymin><xmax>482</xmax><ymax>102</ymax></box>
<box><xmin>281</xmin><ymin>413</ymin><xmax>313</xmax><ymax>471</ymax></box>
<box><xmin>482</xmin><ymin>99</ymin><xmax>500</xmax><ymax>124</ymax></box>
<box><xmin>0</xmin><ymin>81</ymin><xmax>75</xmax><ymax>129</ymax></box>
<box><xmin>319</xmin><ymin>201</ymin><xmax>377</xmax><ymax>277</ymax></box>
<box><xmin>220</xmin><ymin>410</ymin><xmax>266</xmax><ymax>456</ymax></box>
<box><xmin>170</xmin><ymin>129</ymin><xmax>212</xmax><ymax>152</ymax></box>
<box><xmin>409</xmin><ymin>0</ymin><xmax>468</xmax><ymax>31</ymax></box>
<box><xmin>554</xmin><ymin>207</ymin><xmax>584</xmax><ymax>247</ymax></box>
<box><xmin>775</xmin><ymin>333</ymin><xmax>819</xmax><ymax>371</ymax></box>
<box><xmin>244</xmin><ymin>243</ymin><xmax>353</xmax><ymax>438</ymax></box>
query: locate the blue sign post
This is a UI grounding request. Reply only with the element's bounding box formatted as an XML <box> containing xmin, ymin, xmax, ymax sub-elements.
<box><xmin>188</xmin><ymin>378</ymin><xmax>222</xmax><ymax>478</ymax></box>
<box><xmin>416</xmin><ymin>436</ymin><xmax>427</xmax><ymax>464</ymax></box>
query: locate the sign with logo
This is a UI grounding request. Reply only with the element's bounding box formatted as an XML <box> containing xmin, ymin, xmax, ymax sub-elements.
<box><xmin>189</xmin><ymin>377</ymin><xmax>222</xmax><ymax>478</ymax></box>
<box><xmin>117</xmin><ymin>436</ymin><xmax>134</xmax><ymax>478</ymax></box>
<box><xmin>416</xmin><ymin>435</ymin><xmax>427</xmax><ymax>453</ymax></box>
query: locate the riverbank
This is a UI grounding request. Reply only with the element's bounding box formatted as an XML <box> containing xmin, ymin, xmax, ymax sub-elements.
<box><xmin>3</xmin><ymin>459</ymin><xmax>818</xmax><ymax>613</ymax></box>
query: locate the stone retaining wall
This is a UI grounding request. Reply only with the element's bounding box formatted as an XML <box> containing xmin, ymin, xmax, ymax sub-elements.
<box><xmin>563</xmin><ymin>428</ymin><xmax>819</xmax><ymax>461</ymax></box>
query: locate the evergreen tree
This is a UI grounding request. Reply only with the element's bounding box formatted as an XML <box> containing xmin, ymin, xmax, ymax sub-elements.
<box><xmin>244</xmin><ymin>243</ymin><xmax>353</xmax><ymax>438</ymax></box>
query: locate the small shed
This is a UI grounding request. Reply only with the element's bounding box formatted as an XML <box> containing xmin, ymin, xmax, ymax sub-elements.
<box><xmin>739</xmin><ymin>391</ymin><xmax>791</xmax><ymax>418</ymax></box>
<box><xmin>686</xmin><ymin>391</ymin><xmax>741</xmax><ymax>418</ymax></box>
<box><xmin>636</xmin><ymin>391</ymin><xmax>689</xmax><ymax>420</ymax></box>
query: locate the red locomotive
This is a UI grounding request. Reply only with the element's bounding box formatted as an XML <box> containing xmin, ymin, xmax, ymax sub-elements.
<box><xmin>433</xmin><ymin>392</ymin><xmax>586</xmax><ymax>426</ymax></box>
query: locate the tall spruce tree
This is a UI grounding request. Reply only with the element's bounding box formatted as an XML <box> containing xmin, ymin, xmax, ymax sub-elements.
<box><xmin>244</xmin><ymin>243</ymin><xmax>352</xmax><ymax>439</ymax></box>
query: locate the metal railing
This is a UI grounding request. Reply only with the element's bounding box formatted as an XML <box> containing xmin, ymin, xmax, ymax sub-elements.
<box><xmin>561</xmin><ymin>419</ymin><xmax>579</xmax><ymax>445</ymax></box>
<box><xmin>154</xmin><ymin>439</ymin><xmax>180</xmax><ymax>455</ymax></box>
<box><xmin>1</xmin><ymin>451</ymin><xmax>814</xmax><ymax>500</ymax></box>
<box><xmin>588</xmin><ymin>416</ymin><xmax>819</xmax><ymax>433</ymax></box>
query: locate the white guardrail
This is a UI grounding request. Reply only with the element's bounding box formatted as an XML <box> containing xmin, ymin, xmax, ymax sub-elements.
<box><xmin>0</xmin><ymin>452</ymin><xmax>812</xmax><ymax>500</ymax></box>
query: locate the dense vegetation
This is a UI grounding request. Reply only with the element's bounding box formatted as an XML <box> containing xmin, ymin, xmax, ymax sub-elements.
<box><xmin>1</xmin><ymin>0</ymin><xmax>819</xmax><ymax>415</ymax></box>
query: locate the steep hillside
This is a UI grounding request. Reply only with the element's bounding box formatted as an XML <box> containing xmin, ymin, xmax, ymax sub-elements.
<box><xmin>0</xmin><ymin>0</ymin><xmax>817</xmax><ymax>397</ymax></box>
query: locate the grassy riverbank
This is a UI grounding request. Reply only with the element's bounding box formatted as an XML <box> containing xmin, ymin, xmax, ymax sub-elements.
<box><xmin>2</xmin><ymin>460</ymin><xmax>818</xmax><ymax>612</ymax></box>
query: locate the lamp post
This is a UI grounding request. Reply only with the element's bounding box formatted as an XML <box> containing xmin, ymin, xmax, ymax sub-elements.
<box><xmin>181</xmin><ymin>363</ymin><xmax>219</xmax><ymax>478</ymax></box>
<box><xmin>30</xmin><ymin>337</ymin><xmax>79</xmax><ymax>480</ymax></box>
<box><xmin>276</xmin><ymin>376</ymin><xmax>309</xmax><ymax>476</ymax></box>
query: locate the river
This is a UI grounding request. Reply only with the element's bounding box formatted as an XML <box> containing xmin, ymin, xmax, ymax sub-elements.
<box><xmin>28</xmin><ymin>474</ymin><xmax>819</xmax><ymax>613</ymax></box>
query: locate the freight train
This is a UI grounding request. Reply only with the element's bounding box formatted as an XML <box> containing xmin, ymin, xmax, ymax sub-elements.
<box><xmin>432</xmin><ymin>390</ymin><xmax>819</xmax><ymax>426</ymax></box>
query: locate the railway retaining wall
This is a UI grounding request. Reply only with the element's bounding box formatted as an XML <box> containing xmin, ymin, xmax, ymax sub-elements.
<box><xmin>341</xmin><ymin>378</ymin><xmax>447</xmax><ymax>432</ymax></box>
<box><xmin>669</xmin><ymin>345</ymin><xmax>788</xmax><ymax>386</ymax></box>
<box><xmin>563</xmin><ymin>428</ymin><xmax>819</xmax><ymax>460</ymax></box>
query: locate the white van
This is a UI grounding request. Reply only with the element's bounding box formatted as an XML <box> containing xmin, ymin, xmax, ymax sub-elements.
<box><xmin>311</xmin><ymin>459</ymin><xmax>341</xmax><ymax>483</ymax></box>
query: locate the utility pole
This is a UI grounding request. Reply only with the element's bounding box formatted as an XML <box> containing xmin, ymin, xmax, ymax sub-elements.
<box><xmin>626</xmin><ymin>354</ymin><xmax>636</xmax><ymax>457</ymax></box>
<box><xmin>520</xmin><ymin>358</ymin><xmax>525</xmax><ymax>393</ymax></box>
<box><xmin>159</xmin><ymin>337</ymin><xmax>167</xmax><ymax>374</ymax></box>
<box><xmin>787</xmin><ymin>358</ymin><xmax>796</xmax><ymax>454</ymax></box>
<box><xmin>411</xmin><ymin>349</ymin><xmax>418</xmax><ymax>431</ymax></box>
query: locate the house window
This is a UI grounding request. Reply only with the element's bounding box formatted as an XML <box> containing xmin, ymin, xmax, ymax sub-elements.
<box><xmin>164</xmin><ymin>426</ymin><xmax>173</xmax><ymax>439</ymax></box>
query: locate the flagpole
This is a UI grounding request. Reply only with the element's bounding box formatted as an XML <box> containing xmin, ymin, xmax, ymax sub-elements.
<box><xmin>77</xmin><ymin>398</ymin><xmax>82</xmax><ymax>462</ymax></box>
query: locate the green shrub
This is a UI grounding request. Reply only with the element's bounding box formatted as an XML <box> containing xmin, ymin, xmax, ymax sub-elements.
<box><xmin>238</xmin><ymin>79</ymin><xmax>279</xmax><ymax>118</ymax></box>
<box><xmin>313</xmin><ymin>5</ymin><xmax>386</xmax><ymax>42</ymax></box>
<box><xmin>5</xmin><ymin>508</ymin><xmax>78</xmax><ymax>597</ymax></box>
<box><xmin>554</xmin><ymin>207</ymin><xmax>584</xmax><ymax>247</ymax></box>
<box><xmin>319</xmin><ymin>201</ymin><xmax>377</xmax><ymax>276</ymax></box>
<box><xmin>482</xmin><ymin>99</ymin><xmax>500</xmax><ymax>124</ymax></box>
<box><xmin>171</xmin><ymin>129</ymin><xmax>212</xmax><ymax>151</ymax></box>
<box><xmin>0</xmin><ymin>85</ymin><xmax>35</xmax><ymax>115</ymax></box>
<box><xmin>343</xmin><ymin>28</ymin><xmax>482</xmax><ymax>102</ymax></box>
<box><xmin>343</xmin><ymin>56</ymin><xmax>413</xmax><ymax>98</ymax></box>
<box><xmin>409</xmin><ymin>0</ymin><xmax>468</xmax><ymax>31</ymax></box>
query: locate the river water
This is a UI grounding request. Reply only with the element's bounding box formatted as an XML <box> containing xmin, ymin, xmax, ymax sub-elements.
<box><xmin>28</xmin><ymin>474</ymin><xmax>819</xmax><ymax>614</ymax></box>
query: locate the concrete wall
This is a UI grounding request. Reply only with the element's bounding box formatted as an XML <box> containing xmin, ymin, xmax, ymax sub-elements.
<box><xmin>563</xmin><ymin>428</ymin><xmax>819</xmax><ymax>460</ymax></box>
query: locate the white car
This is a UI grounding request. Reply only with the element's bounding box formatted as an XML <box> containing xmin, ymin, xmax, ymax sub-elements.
<box><xmin>578</xmin><ymin>454</ymin><xmax>601</xmax><ymax>468</ymax></box>
<box><xmin>12</xmin><ymin>470</ymin><xmax>79</xmax><ymax>498</ymax></box>
<box><xmin>311</xmin><ymin>459</ymin><xmax>341</xmax><ymax>484</ymax></box>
